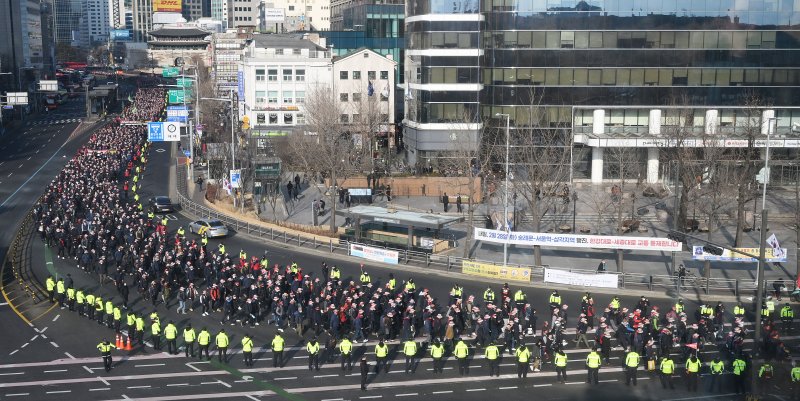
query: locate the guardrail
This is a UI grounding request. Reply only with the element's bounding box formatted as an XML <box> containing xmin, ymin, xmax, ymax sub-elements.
<box><xmin>174</xmin><ymin>166</ymin><xmax>760</xmax><ymax>296</ymax></box>
<box><xmin>4</xmin><ymin>208</ymin><xmax>43</xmax><ymax>304</ymax></box>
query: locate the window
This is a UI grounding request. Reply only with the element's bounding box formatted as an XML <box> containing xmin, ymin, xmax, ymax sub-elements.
<box><xmin>353</xmin><ymin>71</ymin><xmax>361</xmax><ymax>80</ymax></box>
<box><xmin>275</xmin><ymin>49</ymin><xmax>283</xmax><ymax>55</ymax></box>
<box><xmin>352</xmin><ymin>114</ymin><xmax>361</xmax><ymax>123</ymax></box>
<box><xmin>340</xmin><ymin>71</ymin><xmax>348</xmax><ymax>79</ymax></box>
<box><xmin>255</xmin><ymin>90</ymin><xmax>266</xmax><ymax>104</ymax></box>
<box><xmin>288</xmin><ymin>5</ymin><xmax>294</xmax><ymax>10</ymax></box>
<box><xmin>267</xmin><ymin>69</ymin><xmax>277</xmax><ymax>81</ymax></box>
<box><xmin>296</xmin><ymin>113</ymin><xmax>305</xmax><ymax>124</ymax></box>
<box><xmin>269</xmin><ymin>113</ymin><xmax>278</xmax><ymax>124</ymax></box>
<box><xmin>295</xmin><ymin>90</ymin><xmax>305</xmax><ymax>104</ymax></box>
<box><xmin>283</xmin><ymin>69</ymin><xmax>292</xmax><ymax>81</ymax></box>
<box><xmin>293</xmin><ymin>48</ymin><xmax>301</xmax><ymax>55</ymax></box>
<box><xmin>255</xmin><ymin>68</ymin><xmax>265</xmax><ymax>81</ymax></box>
<box><xmin>283</xmin><ymin>91</ymin><xmax>293</xmax><ymax>103</ymax></box>
<box><xmin>340</xmin><ymin>114</ymin><xmax>348</xmax><ymax>123</ymax></box>
<box><xmin>295</xmin><ymin>69</ymin><xmax>305</xmax><ymax>81</ymax></box>
<box><xmin>380</xmin><ymin>71</ymin><xmax>388</xmax><ymax>79</ymax></box>
<box><xmin>380</xmin><ymin>113</ymin><xmax>389</xmax><ymax>122</ymax></box>
<box><xmin>368</xmin><ymin>71</ymin><xmax>376</xmax><ymax>80</ymax></box>
<box><xmin>268</xmin><ymin>91</ymin><xmax>278</xmax><ymax>104</ymax></box>
<box><xmin>284</xmin><ymin>113</ymin><xmax>293</xmax><ymax>124</ymax></box>
<box><xmin>352</xmin><ymin>93</ymin><xmax>361</xmax><ymax>102</ymax></box>
<box><xmin>306</xmin><ymin>5</ymin><xmax>312</xmax><ymax>11</ymax></box>
<box><xmin>340</xmin><ymin>93</ymin><xmax>349</xmax><ymax>102</ymax></box>
<box><xmin>256</xmin><ymin>113</ymin><xmax>265</xmax><ymax>124</ymax></box>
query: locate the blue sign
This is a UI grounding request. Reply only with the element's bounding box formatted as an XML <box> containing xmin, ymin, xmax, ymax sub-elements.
<box><xmin>183</xmin><ymin>150</ymin><xmax>191</xmax><ymax>157</ymax></box>
<box><xmin>2</xmin><ymin>105</ymin><xmax>13</xmax><ymax>110</ymax></box>
<box><xmin>166</xmin><ymin>115</ymin><xmax>188</xmax><ymax>122</ymax></box>
<box><xmin>237</xmin><ymin>70</ymin><xmax>244</xmax><ymax>99</ymax></box>
<box><xmin>148</xmin><ymin>122</ymin><xmax>164</xmax><ymax>141</ymax></box>
<box><xmin>110</xmin><ymin>29</ymin><xmax>131</xmax><ymax>41</ymax></box>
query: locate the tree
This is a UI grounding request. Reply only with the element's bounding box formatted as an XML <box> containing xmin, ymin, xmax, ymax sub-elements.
<box><xmin>729</xmin><ymin>95</ymin><xmax>766</xmax><ymax>247</ymax></box>
<box><xmin>284</xmin><ymin>85</ymin><xmax>370</xmax><ymax>231</ymax></box>
<box><xmin>506</xmin><ymin>90</ymin><xmax>573</xmax><ymax>266</ymax></box>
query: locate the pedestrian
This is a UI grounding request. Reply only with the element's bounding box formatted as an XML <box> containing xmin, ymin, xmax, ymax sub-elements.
<box><xmin>307</xmin><ymin>336</ymin><xmax>321</xmax><ymax>371</ymax></box>
<box><xmin>216</xmin><ymin>329</ymin><xmax>229</xmax><ymax>363</ymax></box>
<box><xmin>198</xmin><ymin>328</ymin><xmax>211</xmax><ymax>360</ymax></box>
<box><xmin>596</xmin><ymin>259</ymin><xmax>607</xmax><ymax>273</ymax></box>
<box><xmin>386</xmin><ymin>184</ymin><xmax>391</xmax><ymax>202</ymax></box>
<box><xmin>624</xmin><ymin>347</ymin><xmax>639</xmax><ymax>386</ymax></box>
<box><xmin>554</xmin><ymin>348</ymin><xmax>568</xmax><ymax>383</ymax></box>
<box><xmin>442</xmin><ymin>192</ymin><xmax>449</xmax><ymax>212</ymax></box>
<box><xmin>242</xmin><ymin>334</ymin><xmax>254</xmax><ymax>367</ymax></box>
<box><xmin>272</xmin><ymin>329</ymin><xmax>285</xmax><ymax>367</ymax></box>
<box><xmin>96</xmin><ymin>339</ymin><xmax>117</xmax><ymax>372</ymax></box>
<box><xmin>403</xmin><ymin>339</ymin><xmax>417</xmax><ymax>374</ymax></box>
<box><xmin>183</xmin><ymin>324</ymin><xmax>196</xmax><ymax>358</ymax></box>
<box><xmin>758</xmin><ymin>362</ymin><xmax>774</xmax><ymax>395</ymax></box>
<box><xmin>456</xmin><ymin>195</ymin><xmax>462</xmax><ymax>213</ymax></box>
<box><xmin>586</xmin><ymin>347</ymin><xmax>601</xmax><ymax>384</ymax></box>
<box><xmin>360</xmin><ymin>357</ymin><xmax>369</xmax><ymax>391</ymax></box>
<box><xmin>791</xmin><ymin>361</ymin><xmax>800</xmax><ymax>400</ymax></box>
<box><xmin>485</xmin><ymin>341</ymin><xmax>500</xmax><ymax>377</ymax></box>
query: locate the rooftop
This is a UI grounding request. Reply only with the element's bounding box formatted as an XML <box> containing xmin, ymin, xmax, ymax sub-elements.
<box><xmin>150</xmin><ymin>28</ymin><xmax>211</xmax><ymax>38</ymax></box>
<box><xmin>336</xmin><ymin>205</ymin><xmax>464</xmax><ymax>229</ymax></box>
<box><xmin>251</xmin><ymin>34</ymin><xmax>327</xmax><ymax>51</ymax></box>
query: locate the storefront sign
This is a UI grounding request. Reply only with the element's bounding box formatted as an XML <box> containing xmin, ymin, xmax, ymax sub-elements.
<box><xmin>474</xmin><ymin>228</ymin><xmax>682</xmax><ymax>252</ymax></box>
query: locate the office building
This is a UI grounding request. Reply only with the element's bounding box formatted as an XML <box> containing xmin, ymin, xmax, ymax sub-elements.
<box><xmin>211</xmin><ymin>29</ymin><xmax>251</xmax><ymax>94</ymax></box>
<box><xmin>132</xmin><ymin>0</ymin><xmax>153</xmax><ymax>41</ymax></box>
<box><xmin>404</xmin><ymin>1</ymin><xmax>800</xmax><ymax>183</ymax></box>
<box><xmin>53</xmin><ymin>0</ymin><xmax>86</xmax><ymax>46</ymax></box>
<box><xmin>85</xmin><ymin>0</ymin><xmax>111</xmax><ymax>44</ymax></box>
<box><xmin>0</xmin><ymin>0</ymin><xmax>53</xmax><ymax>92</ymax></box>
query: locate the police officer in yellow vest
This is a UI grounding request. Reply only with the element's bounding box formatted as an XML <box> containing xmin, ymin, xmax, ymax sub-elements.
<box><xmin>732</xmin><ymin>356</ymin><xmax>747</xmax><ymax>394</ymax></box>
<box><xmin>330</xmin><ymin>266</ymin><xmax>341</xmax><ymax>281</ymax></box>
<box><xmin>95</xmin><ymin>296</ymin><xmax>104</xmax><ymax>325</ymax></box>
<box><xmin>216</xmin><ymin>329</ymin><xmax>229</xmax><ymax>363</ymax></box>
<box><xmin>46</xmin><ymin>275</ymin><xmax>55</xmax><ymax>303</ymax></box>
<box><xmin>76</xmin><ymin>289</ymin><xmax>85</xmax><ymax>316</ymax></box>
<box><xmin>516</xmin><ymin>343</ymin><xmax>532</xmax><ymax>379</ymax></box>
<box><xmin>360</xmin><ymin>271</ymin><xmax>371</xmax><ymax>285</ymax></box>
<box><xmin>707</xmin><ymin>357</ymin><xmax>724</xmax><ymax>392</ymax></box>
<box><xmin>151</xmin><ymin>319</ymin><xmax>162</xmax><ymax>350</ymax></box>
<box><xmin>242</xmin><ymin>334</ymin><xmax>254</xmax><ymax>367</ymax></box>
<box><xmin>112</xmin><ymin>305</ymin><xmax>122</xmax><ymax>333</ymax></box>
<box><xmin>674</xmin><ymin>299</ymin><xmax>684</xmax><ymax>314</ymax></box>
<box><xmin>659</xmin><ymin>356</ymin><xmax>675</xmax><ymax>389</ymax></box>
<box><xmin>176</xmin><ymin>226</ymin><xmax>185</xmax><ymax>239</ymax></box>
<box><xmin>339</xmin><ymin>337</ymin><xmax>354</xmax><ymax>371</ymax></box>
<box><xmin>759</xmin><ymin>362</ymin><xmax>774</xmax><ymax>393</ymax></box>
<box><xmin>483</xmin><ymin>287</ymin><xmax>495</xmax><ymax>305</ymax></box>
<box><xmin>375</xmin><ymin>340</ymin><xmax>389</xmax><ymax>374</ymax></box>
<box><xmin>791</xmin><ymin>361</ymin><xmax>800</xmax><ymax>400</ymax></box>
<box><xmin>454</xmin><ymin>338</ymin><xmax>470</xmax><ymax>375</ymax></box>
<box><xmin>686</xmin><ymin>354</ymin><xmax>702</xmax><ymax>392</ymax></box>
<box><xmin>514</xmin><ymin>289</ymin><xmax>527</xmax><ymax>310</ymax></box>
<box><xmin>624</xmin><ymin>347</ymin><xmax>640</xmax><ymax>386</ymax></box>
<box><xmin>387</xmin><ymin>274</ymin><xmax>397</xmax><ymax>292</ymax></box>
<box><xmin>554</xmin><ymin>348</ymin><xmax>568</xmax><ymax>383</ymax></box>
<box><xmin>197</xmin><ymin>327</ymin><xmax>211</xmax><ymax>360</ymax></box>
<box><xmin>404</xmin><ymin>278</ymin><xmax>416</xmax><ymax>292</ymax></box>
<box><xmin>430</xmin><ymin>339</ymin><xmax>445</xmax><ymax>374</ymax></box>
<box><xmin>104</xmin><ymin>300</ymin><xmax>114</xmax><ymax>328</ymax></box>
<box><xmin>183</xmin><ymin>324</ymin><xmax>196</xmax><ymax>357</ymax></box>
<box><xmin>97</xmin><ymin>339</ymin><xmax>117</xmax><ymax>372</ymax></box>
<box><xmin>135</xmin><ymin>315</ymin><xmax>145</xmax><ymax>346</ymax></box>
<box><xmin>486</xmin><ymin>342</ymin><xmax>500</xmax><ymax>377</ymax></box>
<box><xmin>403</xmin><ymin>339</ymin><xmax>417</xmax><ymax>374</ymax></box>
<box><xmin>164</xmin><ymin>321</ymin><xmax>178</xmax><ymax>355</ymax></box>
<box><xmin>86</xmin><ymin>293</ymin><xmax>95</xmax><ymax>319</ymax></box>
<box><xmin>56</xmin><ymin>278</ymin><xmax>66</xmax><ymax>307</ymax></box>
<box><xmin>449</xmin><ymin>284</ymin><xmax>463</xmax><ymax>303</ymax></box>
<box><xmin>781</xmin><ymin>303</ymin><xmax>794</xmax><ymax>332</ymax></box>
<box><xmin>272</xmin><ymin>329</ymin><xmax>285</xmax><ymax>368</ymax></box>
<box><xmin>549</xmin><ymin>290</ymin><xmax>562</xmax><ymax>310</ymax></box>
<box><xmin>733</xmin><ymin>302</ymin><xmax>745</xmax><ymax>318</ymax></box>
<box><xmin>307</xmin><ymin>336</ymin><xmax>321</xmax><ymax>371</ymax></box>
<box><xmin>239</xmin><ymin>249</ymin><xmax>247</xmax><ymax>261</ymax></box>
<box><xmin>586</xmin><ymin>347</ymin><xmax>602</xmax><ymax>384</ymax></box>
<box><xmin>218</xmin><ymin>243</ymin><xmax>226</xmax><ymax>255</ymax></box>
<box><xmin>66</xmin><ymin>286</ymin><xmax>76</xmax><ymax>311</ymax></box>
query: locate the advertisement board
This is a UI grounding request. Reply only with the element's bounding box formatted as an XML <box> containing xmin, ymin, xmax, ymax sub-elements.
<box><xmin>691</xmin><ymin>246</ymin><xmax>788</xmax><ymax>263</ymax></box>
<box><xmin>264</xmin><ymin>8</ymin><xmax>285</xmax><ymax>22</ymax></box>
<box><xmin>543</xmin><ymin>268</ymin><xmax>619</xmax><ymax>289</ymax></box>
<box><xmin>153</xmin><ymin>0</ymin><xmax>182</xmax><ymax>13</ymax></box>
<box><xmin>461</xmin><ymin>260</ymin><xmax>531</xmax><ymax>283</ymax></box>
<box><xmin>474</xmin><ymin>227</ymin><xmax>682</xmax><ymax>252</ymax></box>
<box><xmin>110</xmin><ymin>29</ymin><xmax>132</xmax><ymax>40</ymax></box>
<box><xmin>350</xmin><ymin>244</ymin><xmax>399</xmax><ymax>265</ymax></box>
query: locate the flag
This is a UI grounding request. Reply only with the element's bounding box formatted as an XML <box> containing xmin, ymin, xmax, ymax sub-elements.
<box><xmin>367</xmin><ymin>81</ymin><xmax>374</xmax><ymax>96</ymax></box>
<box><xmin>381</xmin><ymin>84</ymin><xmax>389</xmax><ymax>99</ymax></box>
<box><xmin>767</xmin><ymin>233</ymin><xmax>785</xmax><ymax>259</ymax></box>
<box><xmin>404</xmin><ymin>81</ymin><xmax>413</xmax><ymax>101</ymax></box>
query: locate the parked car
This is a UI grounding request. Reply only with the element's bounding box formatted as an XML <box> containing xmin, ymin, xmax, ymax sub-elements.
<box><xmin>148</xmin><ymin>196</ymin><xmax>174</xmax><ymax>213</ymax></box>
<box><xmin>188</xmin><ymin>219</ymin><xmax>229</xmax><ymax>238</ymax></box>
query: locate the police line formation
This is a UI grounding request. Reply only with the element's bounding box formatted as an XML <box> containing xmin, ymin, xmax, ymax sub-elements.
<box><xmin>33</xmin><ymin>85</ymin><xmax>800</xmax><ymax>397</ymax></box>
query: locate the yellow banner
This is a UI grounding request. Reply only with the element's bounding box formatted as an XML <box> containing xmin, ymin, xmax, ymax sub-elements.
<box><xmin>153</xmin><ymin>0</ymin><xmax>182</xmax><ymax>12</ymax></box>
<box><xmin>462</xmin><ymin>260</ymin><xmax>531</xmax><ymax>282</ymax></box>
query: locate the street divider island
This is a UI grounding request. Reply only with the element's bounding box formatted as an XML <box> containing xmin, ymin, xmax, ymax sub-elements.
<box><xmin>350</xmin><ymin>244</ymin><xmax>399</xmax><ymax>265</ymax></box>
<box><xmin>461</xmin><ymin>260</ymin><xmax>532</xmax><ymax>282</ymax></box>
<box><xmin>474</xmin><ymin>227</ymin><xmax>682</xmax><ymax>252</ymax></box>
<box><xmin>543</xmin><ymin>268</ymin><xmax>619</xmax><ymax>289</ymax></box>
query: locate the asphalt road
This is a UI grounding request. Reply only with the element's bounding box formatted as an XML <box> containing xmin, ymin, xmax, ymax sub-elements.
<box><xmin>0</xmin><ymin>101</ymin><xmax>795</xmax><ymax>400</ymax></box>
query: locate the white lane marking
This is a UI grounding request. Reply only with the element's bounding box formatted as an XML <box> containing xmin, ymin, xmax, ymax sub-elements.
<box><xmin>52</xmin><ymin>314</ymin><xmax>60</xmax><ymax>322</ymax></box>
<box><xmin>360</xmin><ymin>397</ymin><xmax>382</xmax><ymax>400</ymax></box>
<box><xmin>50</xmin><ymin>342</ymin><xmax>59</xmax><ymax>348</ymax></box>
<box><xmin>89</xmin><ymin>388</ymin><xmax>110</xmax><ymax>391</ymax></box>
<box><xmin>321</xmin><ymin>398</ymin><xmax>344</xmax><ymax>401</ymax></box>
<box><xmin>82</xmin><ymin>365</ymin><xmax>93</xmax><ymax>374</ymax></box>
<box><xmin>98</xmin><ymin>376</ymin><xmax>110</xmax><ymax>386</ymax></box>
<box><xmin>5</xmin><ymin>393</ymin><xmax>30</xmax><ymax>396</ymax></box>
<box><xmin>167</xmin><ymin>383</ymin><xmax>189</xmax><ymax>387</ymax></box>
<box><xmin>534</xmin><ymin>384</ymin><xmax>552</xmax><ymax>387</ymax></box>
<box><xmin>432</xmin><ymin>391</ymin><xmax>453</xmax><ymax>394</ymax></box>
<box><xmin>273</xmin><ymin>377</ymin><xmax>296</xmax><ymax>380</ymax></box>
<box><xmin>245</xmin><ymin>396</ymin><xmax>259</xmax><ymax>401</ymax></box>
<box><xmin>599</xmin><ymin>379</ymin><xmax>618</xmax><ymax>383</ymax></box>
<box><xmin>64</xmin><ymin>352</ymin><xmax>76</xmax><ymax>359</ymax></box>
<box><xmin>565</xmin><ymin>381</ymin><xmax>584</xmax><ymax>385</ymax></box>
<box><xmin>46</xmin><ymin>390</ymin><xmax>71</xmax><ymax>394</ymax></box>
<box><xmin>0</xmin><ymin>372</ymin><xmax>24</xmax><ymax>376</ymax></box>
<box><xmin>44</xmin><ymin>369</ymin><xmax>67</xmax><ymax>373</ymax></box>
<box><xmin>185</xmin><ymin>362</ymin><xmax>207</xmax><ymax>372</ymax></box>
<box><xmin>26</xmin><ymin>157</ymin><xmax>31</xmax><ymax>160</ymax></box>
<box><xmin>313</xmin><ymin>374</ymin><xmax>338</xmax><ymax>378</ymax></box>
<box><xmin>499</xmin><ymin>386</ymin><xmax>517</xmax><ymax>389</ymax></box>
<box><xmin>217</xmin><ymin>379</ymin><xmax>232</xmax><ymax>388</ymax></box>
<box><xmin>396</xmin><ymin>394</ymin><xmax>418</xmax><ymax>397</ymax></box>
<box><xmin>7</xmin><ymin>173</ymin><xmax>11</xmax><ymax>177</ymax></box>
<box><xmin>466</xmin><ymin>388</ymin><xmax>486</xmax><ymax>392</ymax></box>
<box><xmin>662</xmin><ymin>394</ymin><xmax>739</xmax><ymax>401</ymax></box>
<box><xmin>37</xmin><ymin>327</ymin><xmax>47</xmax><ymax>334</ymax></box>
<box><xmin>20</xmin><ymin>343</ymin><xmax>29</xmax><ymax>348</ymax></box>
<box><xmin>29</xmin><ymin>335</ymin><xmax>39</xmax><ymax>341</ymax></box>
<box><xmin>41</xmin><ymin>335</ymin><xmax>47</xmax><ymax>339</ymax></box>
<box><xmin>0</xmin><ymin>302</ymin><xmax>7</xmax><ymax>305</ymax></box>
<box><xmin>126</xmin><ymin>385</ymin><xmax>151</xmax><ymax>389</ymax></box>
<box><xmin>9</xmin><ymin>350</ymin><xmax>18</xmax><ymax>355</ymax></box>
<box><xmin>135</xmin><ymin>363</ymin><xmax>165</xmax><ymax>367</ymax></box>
<box><xmin>17</xmin><ymin>164</ymin><xmax>22</xmax><ymax>168</ymax></box>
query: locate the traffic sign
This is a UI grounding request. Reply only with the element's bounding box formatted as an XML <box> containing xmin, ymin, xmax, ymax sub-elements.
<box><xmin>162</xmin><ymin>67</ymin><xmax>180</xmax><ymax>78</ymax></box>
<box><xmin>230</xmin><ymin>169</ymin><xmax>241</xmax><ymax>188</ymax></box>
<box><xmin>168</xmin><ymin>89</ymin><xmax>192</xmax><ymax>104</ymax></box>
<box><xmin>148</xmin><ymin>122</ymin><xmax>180</xmax><ymax>142</ymax></box>
<box><xmin>176</xmin><ymin>78</ymin><xmax>193</xmax><ymax>88</ymax></box>
<box><xmin>2</xmin><ymin>105</ymin><xmax>13</xmax><ymax>110</ymax></box>
<box><xmin>148</xmin><ymin>122</ymin><xmax>164</xmax><ymax>141</ymax></box>
<box><xmin>184</xmin><ymin>150</ymin><xmax>191</xmax><ymax>157</ymax></box>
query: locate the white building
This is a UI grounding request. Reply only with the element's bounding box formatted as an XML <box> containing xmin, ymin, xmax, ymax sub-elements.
<box><xmin>275</xmin><ymin>0</ymin><xmax>330</xmax><ymax>32</ymax></box>
<box><xmin>85</xmin><ymin>0</ymin><xmax>110</xmax><ymax>44</ymax></box>
<box><xmin>331</xmin><ymin>47</ymin><xmax>396</xmax><ymax>134</ymax></box>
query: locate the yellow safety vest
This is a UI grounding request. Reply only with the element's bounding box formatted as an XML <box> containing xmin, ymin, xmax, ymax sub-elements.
<box><xmin>554</xmin><ymin>353</ymin><xmax>567</xmax><ymax>367</ymax></box>
<box><xmin>242</xmin><ymin>337</ymin><xmax>253</xmax><ymax>352</ymax></box>
<box><xmin>403</xmin><ymin>341</ymin><xmax>417</xmax><ymax>356</ymax></box>
<box><xmin>454</xmin><ymin>342</ymin><xmax>469</xmax><ymax>358</ymax></box>
<box><xmin>431</xmin><ymin>344</ymin><xmax>444</xmax><ymax>358</ymax></box>
<box><xmin>625</xmin><ymin>352</ymin><xmax>640</xmax><ymax>368</ymax></box>
<box><xmin>272</xmin><ymin>335</ymin><xmax>285</xmax><ymax>351</ymax></box>
<box><xmin>516</xmin><ymin>347</ymin><xmax>531</xmax><ymax>363</ymax></box>
<box><xmin>184</xmin><ymin>328</ymin><xmax>196</xmax><ymax>342</ymax></box>
<box><xmin>660</xmin><ymin>359</ymin><xmax>674</xmax><ymax>374</ymax></box>
<box><xmin>164</xmin><ymin>324</ymin><xmax>177</xmax><ymax>340</ymax></box>
<box><xmin>340</xmin><ymin>340</ymin><xmax>353</xmax><ymax>355</ymax></box>
<box><xmin>732</xmin><ymin>359</ymin><xmax>746</xmax><ymax>375</ymax></box>
<box><xmin>216</xmin><ymin>333</ymin><xmax>229</xmax><ymax>347</ymax></box>
<box><xmin>586</xmin><ymin>352</ymin><xmax>601</xmax><ymax>368</ymax></box>
<box><xmin>375</xmin><ymin>344</ymin><xmax>388</xmax><ymax>357</ymax></box>
<box><xmin>485</xmin><ymin>345</ymin><xmax>500</xmax><ymax>360</ymax></box>
<box><xmin>307</xmin><ymin>341</ymin><xmax>320</xmax><ymax>355</ymax></box>
<box><xmin>686</xmin><ymin>359</ymin><xmax>701</xmax><ymax>373</ymax></box>
<box><xmin>151</xmin><ymin>322</ymin><xmax>161</xmax><ymax>335</ymax></box>
<box><xmin>198</xmin><ymin>331</ymin><xmax>211</xmax><ymax>345</ymax></box>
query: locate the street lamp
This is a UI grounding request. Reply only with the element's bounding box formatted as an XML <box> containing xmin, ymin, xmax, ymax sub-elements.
<box><xmin>752</xmin><ymin>116</ymin><xmax>777</xmax><ymax>396</ymax></box>
<box><xmin>495</xmin><ymin>112</ymin><xmax>511</xmax><ymax>266</ymax></box>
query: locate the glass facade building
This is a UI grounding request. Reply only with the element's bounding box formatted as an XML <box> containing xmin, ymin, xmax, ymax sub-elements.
<box><xmin>405</xmin><ymin>0</ymin><xmax>800</xmax><ymax>181</ymax></box>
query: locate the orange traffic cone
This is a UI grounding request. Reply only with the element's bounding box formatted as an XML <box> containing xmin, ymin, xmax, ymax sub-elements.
<box><xmin>125</xmin><ymin>335</ymin><xmax>133</xmax><ymax>351</ymax></box>
<box><xmin>115</xmin><ymin>334</ymin><xmax>122</xmax><ymax>348</ymax></box>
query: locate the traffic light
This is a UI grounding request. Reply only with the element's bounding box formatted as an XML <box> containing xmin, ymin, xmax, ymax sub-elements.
<box><xmin>702</xmin><ymin>245</ymin><xmax>724</xmax><ymax>256</ymax></box>
<box><xmin>242</xmin><ymin>115</ymin><xmax>250</xmax><ymax>130</ymax></box>
<box><xmin>667</xmin><ymin>231</ymin><xmax>686</xmax><ymax>243</ymax></box>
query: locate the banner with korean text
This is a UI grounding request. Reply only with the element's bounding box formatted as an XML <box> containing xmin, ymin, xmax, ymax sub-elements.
<box><xmin>461</xmin><ymin>260</ymin><xmax>531</xmax><ymax>282</ymax></box>
<box><xmin>544</xmin><ymin>268</ymin><xmax>619</xmax><ymax>289</ymax></box>
<box><xmin>474</xmin><ymin>227</ymin><xmax>682</xmax><ymax>252</ymax></box>
<box><xmin>350</xmin><ymin>244</ymin><xmax>399</xmax><ymax>265</ymax></box>
<box><xmin>691</xmin><ymin>246</ymin><xmax>788</xmax><ymax>263</ymax></box>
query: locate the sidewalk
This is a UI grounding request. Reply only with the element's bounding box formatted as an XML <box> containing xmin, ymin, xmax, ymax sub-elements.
<box><xmin>194</xmin><ymin>166</ymin><xmax>798</xmax><ymax>282</ymax></box>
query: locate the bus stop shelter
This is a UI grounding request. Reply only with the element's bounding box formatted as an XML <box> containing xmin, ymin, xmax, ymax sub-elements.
<box><xmin>336</xmin><ymin>205</ymin><xmax>464</xmax><ymax>252</ymax></box>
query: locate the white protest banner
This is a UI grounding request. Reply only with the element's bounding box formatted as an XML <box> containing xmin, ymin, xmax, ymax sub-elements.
<box><xmin>544</xmin><ymin>268</ymin><xmax>619</xmax><ymax>289</ymax></box>
<box><xmin>691</xmin><ymin>246</ymin><xmax>788</xmax><ymax>263</ymax></box>
<box><xmin>474</xmin><ymin>227</ymin><xmax>681</xmax><ymax>252</ymax></box>
<box><xmin>350</xmin><ymin>244</ymin><xmax>399</xmax><ymax>265</ymax></box>
<box><xmin>767</xmin><ymin>234</ymin><xmax>785</xmax><ymax>259</ymax></box>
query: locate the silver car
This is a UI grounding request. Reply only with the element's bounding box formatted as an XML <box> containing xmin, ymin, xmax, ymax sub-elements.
<box><xmin>188</xmin><ymin>219</ymin><xmax>229</xmax><ymax>238</ymax></box>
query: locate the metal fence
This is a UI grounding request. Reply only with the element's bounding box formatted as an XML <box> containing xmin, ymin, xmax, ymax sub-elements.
<box><xmin>175</xmin><ymin>165</ymin><xmax>760</xmax><ymax>296</ymax></box>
